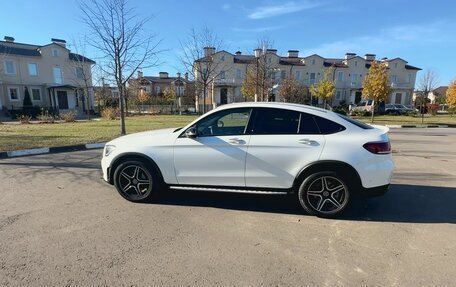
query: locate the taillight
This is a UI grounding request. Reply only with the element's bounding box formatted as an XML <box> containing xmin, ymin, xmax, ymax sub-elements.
<box><xmin>363</xmin><ymin>141</ymin><xmax>391</xmax><ymax>154</ymax></box>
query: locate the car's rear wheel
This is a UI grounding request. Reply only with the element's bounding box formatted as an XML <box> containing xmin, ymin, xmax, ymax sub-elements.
<box><xmin>113</xmin><ymin>160</ymin><xmax>158</xmax><ymax>202</ymax></box>
<box><xmin>298</xmin><ymin>172</ymin><xmax>350</xmax><ymax>217</ymax></box>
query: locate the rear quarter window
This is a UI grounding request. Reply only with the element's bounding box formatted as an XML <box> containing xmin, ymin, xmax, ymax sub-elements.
<box><xmin>313</xmin><ymin>116</ymin><xmax>346</xmax><ymax>134</ymax></box>
<box><xmin>337</xmin><ymin>114</ymin><xmax>374</xmax><ymax>130</ymax></box>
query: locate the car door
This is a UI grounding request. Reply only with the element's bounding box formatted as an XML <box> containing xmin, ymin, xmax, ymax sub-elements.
<box><xmin>173</xmin><ymin>108</ymin><xmax>252</xmax><ymax>187</ymax></box>
<box><xmin>245</xmin><ymin>108</ymin><xmax>326</xmax><ymax>189</ymax></box>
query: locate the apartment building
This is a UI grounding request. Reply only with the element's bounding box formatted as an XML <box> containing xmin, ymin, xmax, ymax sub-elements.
<box><xmin>0</xmin><ymin>36</ymin><xmax>95</xmax><ymax>115</ymax></box>
<box><xmin>194</xmin><ymin>47</ymin><xmax>421</xmax><ymax>108</ymax></box>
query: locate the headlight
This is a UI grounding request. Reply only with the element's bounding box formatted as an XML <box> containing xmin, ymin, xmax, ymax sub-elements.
<box><xmin>104</xmin><ymin>145</ymin><xmax>116</xmax><ymax>157</ymax></box>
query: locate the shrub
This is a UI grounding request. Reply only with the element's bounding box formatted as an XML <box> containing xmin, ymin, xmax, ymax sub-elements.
<box><xmin>37</xmin><ymin>109</ymin><xmax>56</xmax><ymax>123</ymax></box>
<box><xmin>352</xmin><ymin>109</ymin><xmax>371</xmax><ymax>117</ymax></box>
<box><xmin>17</xmin><ymin>114</ymin><xmax>32</xmax><ymax>124</ymax></box>
<box><xmin>101</xmin><ymin>107</ymin><xmax>119</xmax><ymax>120</ymax></box>
<box><xmin>60</xmin><ymin>111</ymin><xmax>76</xmax><ymax>122</ymax></box>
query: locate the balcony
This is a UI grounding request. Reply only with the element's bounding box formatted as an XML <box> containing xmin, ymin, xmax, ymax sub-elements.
<box><xmin>391</xmin><ymin>82</ymin><xmax>411</xmax><ymax>89</ymax></box>
<box><xmin>213</xmin><ymin>78</ymin><xmax>242</xmax><ymax>86</ymax></box>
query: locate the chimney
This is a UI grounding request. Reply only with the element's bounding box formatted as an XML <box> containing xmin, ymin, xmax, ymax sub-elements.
<box><xmin>51</xmin><ymin>38</ymin><xmax>66</xmax><ymax>47</ymax></box>
<box><xmin>235</xmin><ymin>51</ymin><xmax>242</xmax><ymax>55</ymax></box>
<box><xmin>4</xmin><ymin>36</ymin><xmax>15</xmax><ymax>42</ymax></box>
<box><xmin>176</xmin><ymin>72</ymin><xmax>181</xmax><ymax>78</ymax></box>
<box><xmin>137</xmin><ymin>70</ymin><xmax>143</xmax><ymax>79</ymax></box>
<box><xmin>254</xmin><ymin>48</ymin><xmax>262</xmax><ymax>58</ymax></box>
<box><xmin>364</xmin><ymin>54</ymin><xmax>376</xmax><ymax>61</ymax></box>
<box><xmin>345</xmin><ymin>52</ymin><xmax>356</xmax><ymax>60</ymax></box>
<box><xmin>159</xmin><ymin>72</ymin><xmax>169</xmax><ymax>79</ymax></box>
<box><xmin>203</xmin><ymin>47</ymin><xmax>216</xmax><ymax>57</ymax></box>
<box><xmin>184</xmin><ymin>72</ymin><xmax>188</xmax><ymax>80</ymax></box>
<box><xmin>287</xmin><ymin>50</ymin><xmax>299</xmax><ymax>58</ymax></box>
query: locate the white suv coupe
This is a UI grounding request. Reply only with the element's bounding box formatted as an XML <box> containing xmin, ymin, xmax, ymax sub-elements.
<box><xmin>102</xmin><ymin>102</ymin><xmax>393</xmax><ymax>217</ymax></box>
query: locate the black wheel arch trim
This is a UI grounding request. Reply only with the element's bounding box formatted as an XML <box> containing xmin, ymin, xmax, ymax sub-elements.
<box><xmin>293</xmin><ymin>160</ymin><xmax>363</xmax><ymax>195</ymax></box>
<box><xmin>108</xmin><ymin>152</ymin><xmax>165</xmax><ymax>185</ymax></box>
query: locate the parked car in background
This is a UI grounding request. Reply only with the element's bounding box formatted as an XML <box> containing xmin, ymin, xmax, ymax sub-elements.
<box><xmin>385</xmin><ymin>104</ymin><xmax>416</xmax><ymax>114</ymax></box>
<box><xmin>102</xmin><ymin>102</ymin><xmax>394</xmax><ymax>217</ymax></box>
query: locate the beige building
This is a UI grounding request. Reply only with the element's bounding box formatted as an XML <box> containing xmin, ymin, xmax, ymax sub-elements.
<box><xmin>194</xmin><ymin>48</ymin><xmax>421</xmax><ymax>109</ymax></box>
<box><xmin>0</xmin><ymin>36</ymin><xmax>95</xmax><ymax>116</ymax></box>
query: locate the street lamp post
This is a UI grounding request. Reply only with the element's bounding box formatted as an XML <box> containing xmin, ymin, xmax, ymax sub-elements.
<box><xmin>177</xmin><ymin>72</ymin><xmax>182</xmax><ymax>115</ymax></box>
<box><xmin>254</xmin><ymin>48</ymin><xmax>261</xmax><ymax>102</ymax></box>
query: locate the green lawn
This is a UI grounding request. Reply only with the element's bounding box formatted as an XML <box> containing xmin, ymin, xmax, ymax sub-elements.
<box><xmin>354</xmin><ymin>113</ymin><xmax>456</xmax><ymax>125</ymax></box>
<box><xmin>1</xmin><ymin>113</ymin><xmax>455</xmax><ymax>152</ymax></box>
<box><xmin>0</xmin><ymin>115</ymin><xmax>197</xmax><ymax>152</ymax></box>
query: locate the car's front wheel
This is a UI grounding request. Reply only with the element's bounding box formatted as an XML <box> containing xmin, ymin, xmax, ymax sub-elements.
<box><xmin>113</xmin><ymin>160</ymin><xmax>158</xmax><ymax>202</ymax></box>
<box><xmin>298</xmin><ymin>172</ymin><xmax>350</xmax><ymax>217</ymax></box>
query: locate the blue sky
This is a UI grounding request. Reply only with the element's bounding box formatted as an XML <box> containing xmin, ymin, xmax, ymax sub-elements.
<box><xmin>1</xmin><ymin>0</ymin><xmax>455</xmax><ymax>86</ymax></box>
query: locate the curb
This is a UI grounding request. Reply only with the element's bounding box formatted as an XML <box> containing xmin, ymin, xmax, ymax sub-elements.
<box><xmin>386</xmin><ymin>124</ymin><xmax>452</xmax><ymax>129</ymax></box>
<box><xmin>0</xmin><ymin>142</ymin><xmax>106</xmax><ymax>159</ymax></box>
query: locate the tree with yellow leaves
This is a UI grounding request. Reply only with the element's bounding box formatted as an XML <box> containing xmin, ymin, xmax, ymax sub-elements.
<box><xmin>362</xmin><ymin>61</ymin><xmax>390</xmax><ymax>123</ymax></box>
<box><xmin>309</xmin><ymin>68</ymin><xmax>334</xmax><ymax>109</ymax></box>
<box><xmin>446</xmin><ymin>79</ymin><xmax>456</xmax><ymax>116</ymax></box>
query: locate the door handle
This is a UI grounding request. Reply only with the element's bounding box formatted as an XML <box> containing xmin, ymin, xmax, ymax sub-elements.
<box><xmin>229</xmin><ymin>138</ymin><xmax>246</xmax><ymax>144</ymax></box>
<box><xmin>298</xmin><ymin>139</ymin><xmax>319</xmax><ymax>146</ymax></box>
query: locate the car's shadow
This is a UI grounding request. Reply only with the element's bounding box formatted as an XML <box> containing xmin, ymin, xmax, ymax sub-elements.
<box><xmin>153</xmin><ymin>184</ymin><xmax>456</xmax><ymax>224</ymax></box>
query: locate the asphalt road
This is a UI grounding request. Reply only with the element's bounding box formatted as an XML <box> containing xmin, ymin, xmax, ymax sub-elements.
<box><xmin>1</xmin><ymin>128</ymin><xmax>455</xmax><ymax>286</ymax></box>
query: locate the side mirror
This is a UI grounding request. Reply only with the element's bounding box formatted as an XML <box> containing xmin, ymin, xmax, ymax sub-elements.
<box><xmin>185</xmin><ymin>127</ymin><xmax>197</xmax><ymax>138</ymax></box>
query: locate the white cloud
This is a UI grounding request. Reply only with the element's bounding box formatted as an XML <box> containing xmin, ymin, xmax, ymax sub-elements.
<box><xmin>248</xmin><ymin>1</ymin><xmax>323</xmax><ymax>19</ymax></box>
<box><xmin>301</xmin><ymin>21</ymin><xmax>453</xmax><ymax>58</ymax></box>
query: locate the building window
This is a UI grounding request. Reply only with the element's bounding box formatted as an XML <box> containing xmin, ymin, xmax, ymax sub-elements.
<box><xmin>280</xmin><ymin>70</ymin><xmax>286</xmax><ymax>80</ymax></box>
<box><xmin>336</xmin><ymin>91</ymin><xmax>341</xmax><ymax>100</ymax></box>
<box><xmin>351</xmin><ymin>74</ymin><xmax>358</xmax><ymax>85</ymax></box>
<box><xmin>310</xmin><ymin>73</ymin><xmax>316</xmax><ymax>85</ymax></box>
<box><xmin>295</xmin><ymin>71</ymin><xmax>301</xmax><ymax>80</ymax></box>
<box><xmin>354</xmin><ymin>61</ymin><xmax>358</xmax><ymax>67</ymax></box>
<box><xmin>394</xmin><ymin>62</ymin><xmax>398</xmax><ymax>69</ymax></box>
<box><xmin>220</xmin><ymin>55</ymin><xmax>225</xmax><ymax>61</ymax></box>
<box><xmin>28</xmin><ymin>63</ymin><xmax>38</xmax><ymax>76</ymax></box>
<box><xmin>311</xmin><ymin>59</ymin><xmax>315</xmax><ymax>65</ymax></box>
<box><xmin>407</xmin><ymin>74</ymin><xmax>412</xmax><ymax>83</ymax></box>
<box><xmin>235</xmin><ymin>69</ymin><xmax>242</xmax><ymax>79</ymax></box>
<box><xmin>391</xmin><ymin>75</ymin><xmax>397</xmax><ymax>84</ymax></box>
<box><xmin>8</xmin><ymin>87</ymin><xmax>20</xmax><ymax>101</ymax></box>
<box><xmin>219</xmin><ymin>70</ymin><xmax>225</xmax><ymax>79</ymax></box>
<box><xmin>75</xmin><ymin>67</ymin><xmax>84</xmax><ymax>79</ymax></box>
<box><xmin>53</xmin><ymin>67</ymin><xmax>63</xmax><ymax>84</ymax></box>
<box><xmin>4</xmin><ymin>60</ymin><xmax>16</xmax><ymax>75</ymax></box>
<box><xmin>155</xmin><ymin>86</ymin><xmax>161</xmax><ymax>94</ymax></box>
<box><xmin>31</xmin><ymin>88</ymin><xmax>41</xmax><ymax>101</ymax></box>
<box><xmin>52</xmin><ymin>48</ymin><xmax>60</xmax><ymax>57</ymax></box>
<box><xmin>337</xmin><ymin>71</ymin><xmax>344</xmax><ymax>81</ymax></box>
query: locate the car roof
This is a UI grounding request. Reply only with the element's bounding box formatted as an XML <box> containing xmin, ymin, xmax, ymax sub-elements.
<box><xmin>212</xmin><ymin>102</ymin><xmax>330</xmax><ymax>115</ymax></box>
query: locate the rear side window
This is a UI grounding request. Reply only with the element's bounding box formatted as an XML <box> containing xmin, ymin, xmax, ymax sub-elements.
<box><xmin>299</xmin><ymin>113</ymin><xmax>320</xmax><ymax>134</ymax></box>
<box><xmin>313</xmin><ymin>116</ymin><xmax>346</xmax><ymax>134</ymax></box>
<box><xmin>337</xmin><ymin>114</ymin><xmax>374</xmax><ymax>130</ymax></box>
<box><xmin>252</xmin><ymin>108</ymin><xmax>300</xmax><ymax>134</ymax></box>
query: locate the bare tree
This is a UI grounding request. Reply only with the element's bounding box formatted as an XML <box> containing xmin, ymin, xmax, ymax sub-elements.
<box><xmin>417</xmin><ymin>69</ymin><xmax>438</xmax><ymax>123</ymax></box>
<box><xmin>79</xmin><ymin>0</ymin><xmax>161</xmax><ymax>135</ymax></box>
<box><xmin>68</xmin><ymin>38</ymin><xmax>96</xmax><ymax>120</ymax></box>
<box><xmin>242</xmin><ymin>37</ymin><xmax>278</xmax><ymax>102</ymax></box>
<box><xmin>180</xmin><ymin>27</ymin><xmax>225</xmax><ymax>114</ymax></box>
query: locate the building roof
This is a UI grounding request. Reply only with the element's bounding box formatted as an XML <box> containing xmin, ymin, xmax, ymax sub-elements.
<box><xmin>0</xmin><ymin>40</ymin><xmax>95</xmax><ymax>63</ymax></box>
<box><xmin>432</xmin><ymin>86</ymin><xmax>448</xmax><ymax>95</ymax></box>
<box><xmin>195</xmin><ymin>49</ymin><xmax>421</xmax><ymax>70</ymax></box>
<box><xmin>140</xmin><ymin>75</ymin><xmax>193</xmax><ymax>85</ymax></box>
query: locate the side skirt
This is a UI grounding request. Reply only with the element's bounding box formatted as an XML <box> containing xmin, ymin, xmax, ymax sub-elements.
<box><xmin>168</xmin><ymin>185</ymin><xmax>290</xmax><ymax>195</ymax></box>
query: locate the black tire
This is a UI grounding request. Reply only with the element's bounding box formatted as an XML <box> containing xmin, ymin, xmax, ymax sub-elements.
<box><xmin>298</xmin><ymin>172</ymin><xmax>350</xmax><ymax>217</ymax></box>
<box><xmin>113</xmin><ymin>160</ymin><xmax>159</xmax><ymax>202</ymax></box>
